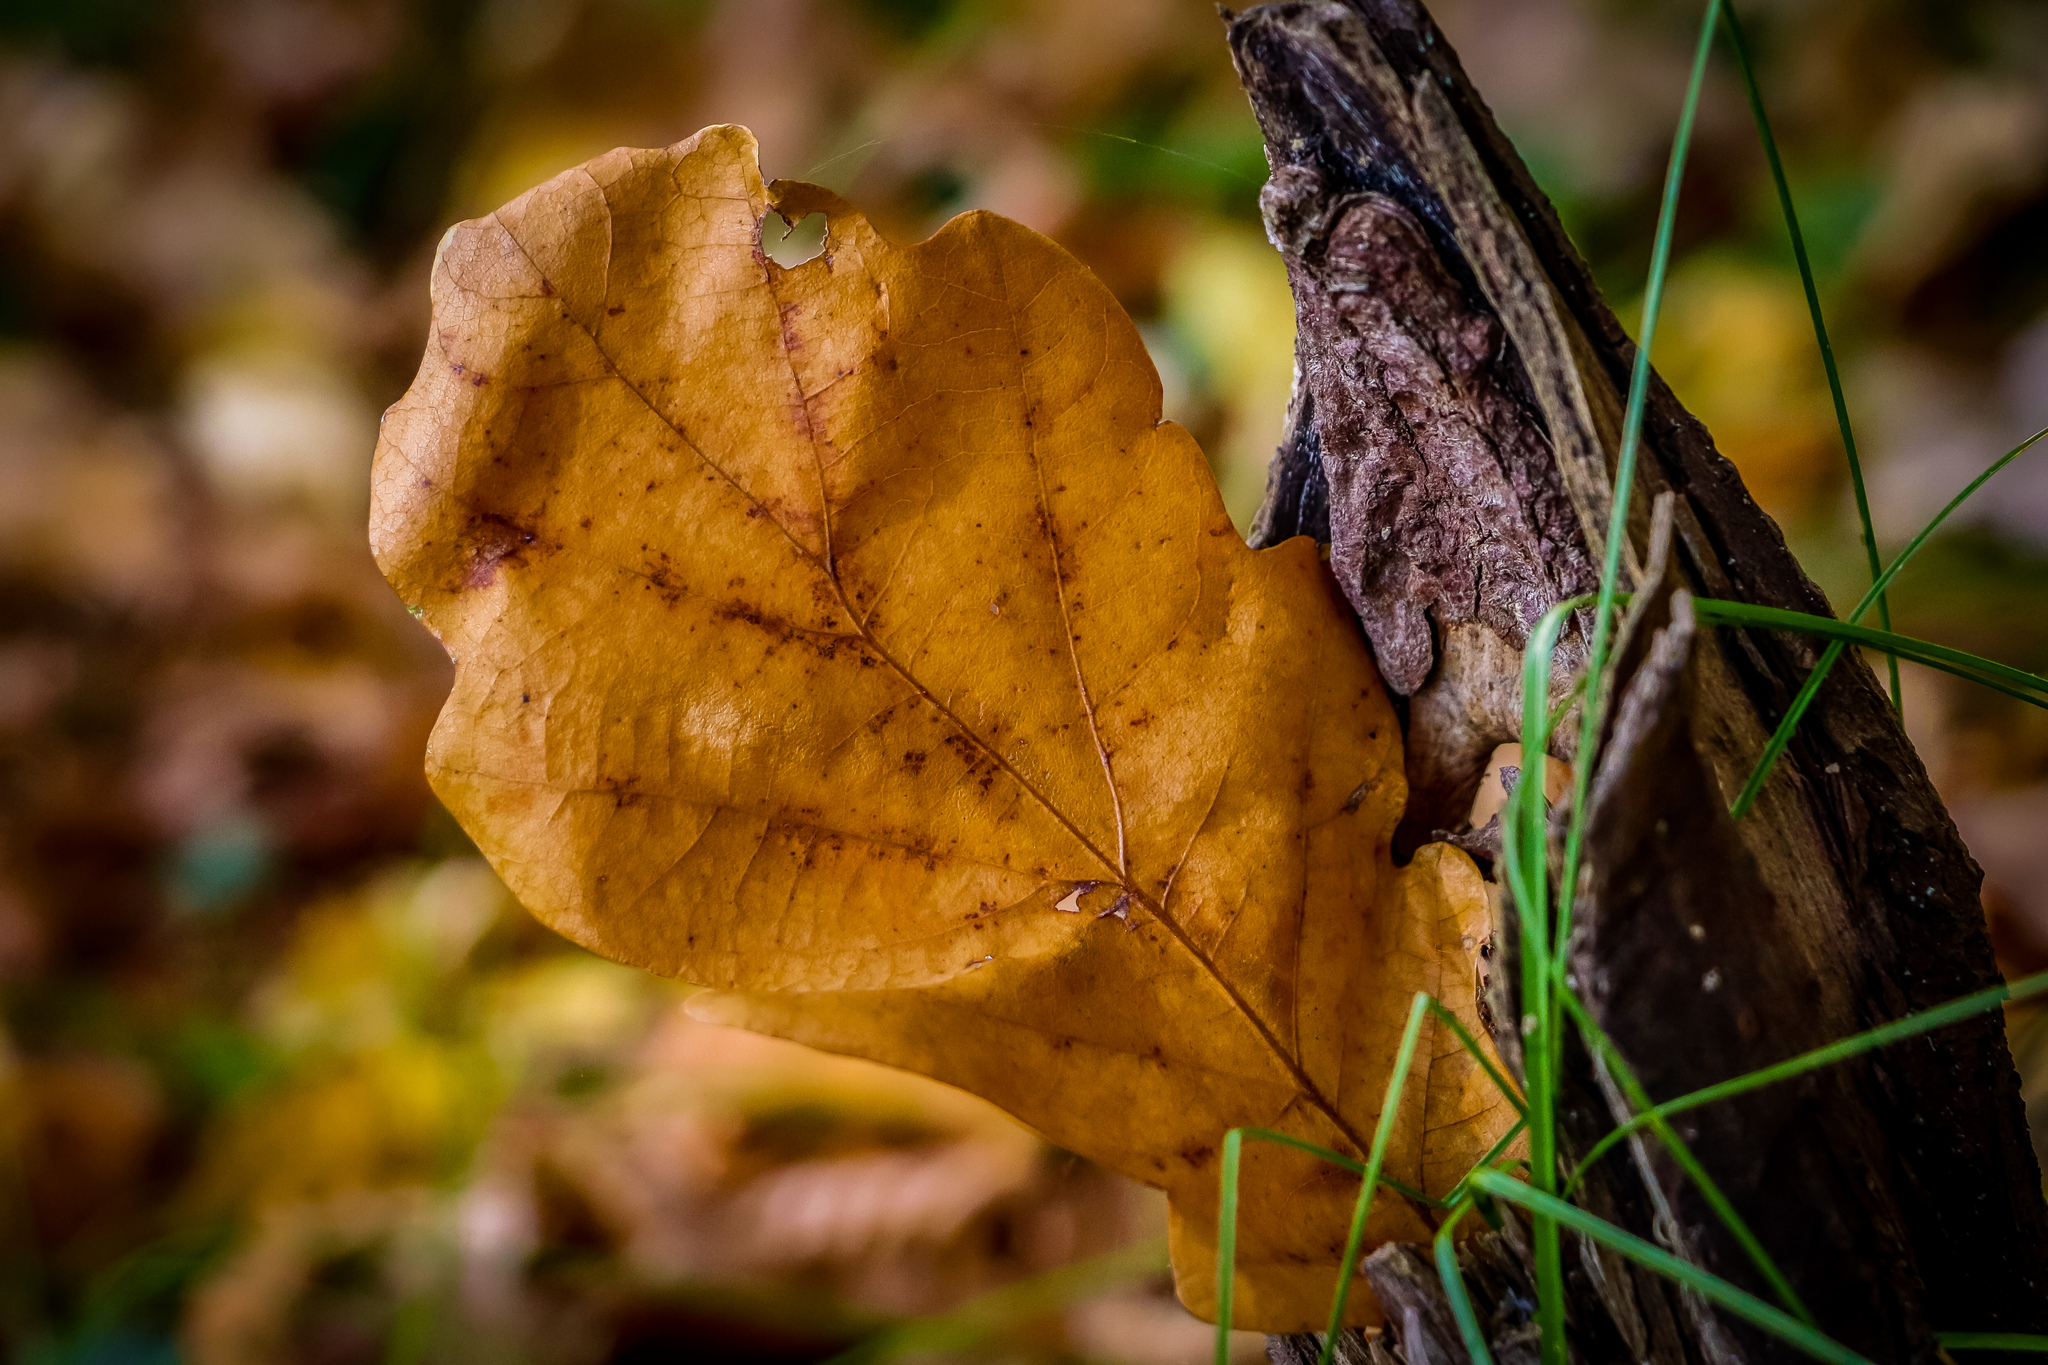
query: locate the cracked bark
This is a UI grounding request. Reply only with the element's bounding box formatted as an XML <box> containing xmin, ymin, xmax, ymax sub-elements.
<box><xmin>1227</xmin><ymin>3</ymin><xmax>2048</xmax><ymax>1363</ymax></box>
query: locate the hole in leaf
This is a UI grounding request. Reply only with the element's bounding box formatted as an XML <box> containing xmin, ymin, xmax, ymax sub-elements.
<box><xmin>763</xmin><ymin>211</ymin><xmax>826</xmax><ymax>267</ymax></box>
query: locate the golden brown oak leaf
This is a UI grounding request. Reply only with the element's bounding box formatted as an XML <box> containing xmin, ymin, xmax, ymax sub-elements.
<box><xmin>369</xmin><ymin>125</ymin><xmax>1516</xmax><ymax>1330</ymax></box>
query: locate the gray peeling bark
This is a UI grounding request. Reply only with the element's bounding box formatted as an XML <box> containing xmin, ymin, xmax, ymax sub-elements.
<box><xmin>1226</xmin><ymin>3</ymin><xmax>2048</xmax><ymax>1363</ymax></box>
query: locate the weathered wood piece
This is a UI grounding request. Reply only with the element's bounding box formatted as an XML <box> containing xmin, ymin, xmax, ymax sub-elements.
<box><xmin>1227</xmin><ymin>2</ymin><xmax>2048</xmax><ymax>1361</ymax></box>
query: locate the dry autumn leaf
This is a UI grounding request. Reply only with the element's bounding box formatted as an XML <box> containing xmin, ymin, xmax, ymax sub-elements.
<box><xmin>370</xmin><ymin>125</ymin><xmax>1515</xmax><ymax>1329</ymax></box>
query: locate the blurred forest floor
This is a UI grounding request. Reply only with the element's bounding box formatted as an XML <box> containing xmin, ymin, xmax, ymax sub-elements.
<box><xmin>2</xmin><ymin>1</ymin><xmax>2048</xmax><ymax>1362</ymax></box>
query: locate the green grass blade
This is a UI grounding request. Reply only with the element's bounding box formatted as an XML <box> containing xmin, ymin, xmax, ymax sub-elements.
<box><xmin>1448</xmin><ymin>1118</ymin><xmax>1530</xmax><ymax>1205</ymax></box>
<box><xmin>1542</xmin><ymin>8</ymin><xmax>1722</xmax><ymax>1349</ymax></box>
<box><xmin>1569</xmin><ymin>968</ymin><xmax>2048</xmax><ymax>1189</ymax></box>
<box><xmin>1217</xmin><ymin>1127</ymin><xmax>1242</xmax><ymax>1365</ymax></box>
<box><xmin>1696</xmin><ymin>602</ymin><xmax>2048</xmax><ymax>698</ymax></box>
<box><xmin>1730</xmin><ymin>636</ymin><xmax>1854</xmax><ymax>818</ymax></box>
<box><xmin>1559</xmin><ymin>0</ymin><xmax>1724</xmax><ymax>971</ymax></box>
<box><xmin>1846</xmin><ymin>418</ymin><xmax>2048</xmax><ymax>621</ymax></box>
<box><xmin>1558</xmin><ymin>992</ymin><xmax>1813</xmax><ymax>1325</ymax></box>
<box><xmin>1468</xmin><ymin>1173</ymin><xmax>1871</xmax><ymax>1365</ymax></box>
<box><xmin>1506</xmin><ymin>648</ymin><xmax>1561</xmax><ymax>1365</ymax></box>
<box><xmin>1939</xmin><ymin>1336</ymin><xmax>2048</xmax><ymax>1352</ymax></box>
<box><xmin>1692</xmin><ymin>601</ymin><xmax>2048</xmax><ymax>708</ymax></box>
<box><xmin>1434</xmin><ymin>1201</ymin><xmax>1497</xmax><ymax>1365</ymax></box>
<box><xmin>1230</xmin><ymin>1127</ymin><xmax>1441</xmax><ymax>1207</ymax></box>
<box><xmin>1507</xmin><ymin>597</ymin><xmax>1591</xmax><ymax>940</ymax></box>
<box><xmin>1217</xmin><ymin>1096</ymin><xmax>1503</xmax><ymax>1365</ymax></box>
<box><xmin>1210</xmin><ymin>1006</ymin><xmax>1530</xmax><ymax>1361</ymax></box>
<box><xmin>1546</xmin><ymin>672</ymin><xmax>1589</xmax><ymax>739</ymax></box>
<box><xmin>1235</xmin><ymin>1127</ymin><xmax>1366</xmax><ymax>1175</ymax></box>
<box><xmin>1506</xmin><ymin>603</ymin><xmax>1577</xmax><ymax>961</ymax></box>
<box><xmin>1447</xmin><ymin>1119</ymin><xmax>1531</xmax><ymax>1240</ymax></box>
<box><xmin>1730</xmin><ymin>422</ymin><xmax>2048</xmax><ymax>816</ymax></box>
<box><xmin>1426</xmin><ymin>998</ymin><xmax>1529</xmax><ymax>1119</ymax></box>
<box><xmin>1320</xmin><ymin>992</ymin><xmax>1434</xmax><ymax>1363</ymax></box>
<box><xmin>1728</xmin><ymin>635</ymin><xmax>2048</xmax><ymax>820</ymax></box>
<box><xmin>1719</xmin><ymin>1</ymin><xmax>1896</xmax><ymax>710</ymax></box>
<box><xmin>1508</xmin><ymin>595</ymin><xmax>1589</xmax><ymax>1365</ymax></box>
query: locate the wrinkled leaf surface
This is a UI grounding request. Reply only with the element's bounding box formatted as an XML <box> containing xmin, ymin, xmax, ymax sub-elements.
<box><xmin>370</xmin><ymin>126</ymin><xmax>1513</xmax><ymax>1328</ymax></box>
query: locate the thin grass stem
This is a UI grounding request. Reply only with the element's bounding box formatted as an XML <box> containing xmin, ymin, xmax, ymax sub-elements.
<box><xmin>1226</xmin><ymin>1127</ymin><xmax>1441</xmax><ymax>1206</ymax></box>
<box><xmin>1468</xmin><ymin>1172</ymin><xmax>1870</xmax><ymax>1365</ymax></box>
<box><xmin>1447</xmin><ymin>1118</ymin><xmax>1531</xmax><ymax>1216</ymax></box>
<box><xmin>1546</xmin><ymin>672</ymin><xmax>1588</xmax><ymax>739</ymax></box>
<box><xmin>1939</xmin><ymin>1336</ymin><xmax>2048</xmax><ymax>1352</ymax></box>
<box><xmin>1508</xmin><ymin>622</ymin><xmax>1561</xmax><ymax>1365</ymax></box>
<box><xmin>1318</xmin><ymin>993</ymin><xmax>1434</xmax><ymax>1363</ymax></box>
<box><xmin>1434</xmin><ymin>1201</ymin><xmax>1496</xmax><ymax>1365</ymax></box>
<box><xmin>1208</xmin><ymin>1008</ymin><xmax>1529</xmax><ymax>1361</ymax></box>
<box><xmin>1558</xmin><ymin>991</ymin><xmax>1812</xmax><ymax>1325</ymax></box>
<box><xmin>1692</xmin><ymin>602</ymin><xmax>2048</xmax><ymax>711</ymax></box>
<box><xmin>1426</xmin><ymin>998</ymin><xmax>1528</xmax><ymax>1120</ymax></box>
<box><xmin>1541</xmin><ymin>12</ymin><xmax>1722</xmax><ymax>1350</ymax></box>
<box><xmin>1719</xmin><ymin>1</ymin><xmax>1897</xmax><ymax>710</ymax></box>
<box><xmin>1557</xmin><ymin>0</ymin><xmax>1724</xmax><ymax>1003</ymax></box>
<box><xmin>1507</xmin><ymin>594</ymin><xmax>1594</xmax><ymax>1365</ymax></box>
<box><xmin>1731</xmin><ymin>422</ymin><xmax>2048</xmax><ymax>816</ymax></box>
<box><xmin>1567</xmin><ymin>968</ymin><xmax>2048</xmax><ymax>1190</ymax></box>
<box><xmin>1216</xmin><ymin>1128</ymin><xmax>1242</xmax><ymax>1365</ymax></box>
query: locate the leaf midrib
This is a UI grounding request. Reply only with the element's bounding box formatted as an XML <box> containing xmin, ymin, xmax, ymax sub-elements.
<box><xmin>489</xmin><ymin>196</ymin><xmax>1388</xmax><ymax>1174</ymax></box>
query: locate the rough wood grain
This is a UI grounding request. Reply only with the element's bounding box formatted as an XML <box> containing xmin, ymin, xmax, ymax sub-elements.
<box><xmin>1229</xmin><ymin>2</ymin><xmax>2048</xmax><ymax>1362</ymax></box>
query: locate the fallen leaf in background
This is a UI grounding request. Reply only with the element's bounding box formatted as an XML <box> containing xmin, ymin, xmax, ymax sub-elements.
<box><xmin>170</xmin><ymin>858</ymin><xmax>1166</xmax><ymax>1365</ymax></box>
<box><xmin>482</xmin><ymin>1007</ymin><xmax>1144</xmax><ymax>1319</ymax></box>
<box><xmin>1161</xmin><ymin>223</ymin><xmax>1298</xmax><ymax>527</ymax></box>
<box><xmin>371</xmin><ymin>124</ymin><xmax>1513</xmax><ymax>1329</ymax></box>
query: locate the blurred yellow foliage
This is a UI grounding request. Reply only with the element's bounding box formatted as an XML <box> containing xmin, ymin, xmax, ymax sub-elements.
<box><xmin>185</xmin><ymin>865</ymin><xmax>510</xmax><ymax>1216</ymax></box>
<box><xmin>1164</xmin><ymin>224</ymin><xmax>1299</xmax><ymax>528</ymax></box>
<box><xmin>455</xmin><ymin>111</ymin><xmax>646</xmax><ymax>227</ymax></box>
<box><xmin>1650</xmin><ymin>257</ymin><xmax>1835</xmax><ymax>524</ymax></box>
<box><xmin>187</xmin><ymin>1040</ymin><xmax>493</xmax><ymax>1213</ymax></box>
